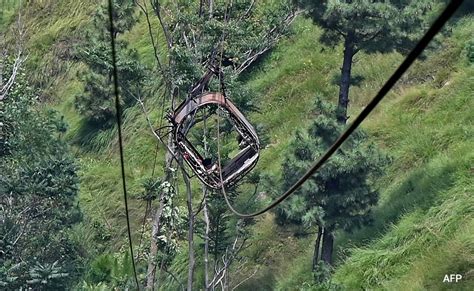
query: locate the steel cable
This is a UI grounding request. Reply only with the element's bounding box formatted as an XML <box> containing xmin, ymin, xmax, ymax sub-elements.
<box><xmin>107</xmin><ymin>0</ymin><xmax>140</xmax><ymax>288</ymax></box>
<box><xmin>216</xmin><ymin>0</ymin><xmax>464</xmax><ymax>218</ymax></box>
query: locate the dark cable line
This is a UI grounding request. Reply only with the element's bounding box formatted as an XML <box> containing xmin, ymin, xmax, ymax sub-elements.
<box><xmin>216</xmin><ymin>0</ymin><xmax>464</xmax><ymax>218</ymax></box>
<box><xmin>102</xmin><ymin>1</ymin><xmax>464</xmax><ymax>288</ymax></box>
<box><xmin>112</xmin><ymin>0</ymin><xmax>463</xmax><ymax>259</ymax></box>
<box><xmin>107</xmin><ymin>0</ymin><xmax>140</xmax><ymax>289</ymax></box>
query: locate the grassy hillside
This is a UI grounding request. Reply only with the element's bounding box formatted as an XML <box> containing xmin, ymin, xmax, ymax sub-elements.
<box><xmin>273</xmin><ymin>17</ymin><xmax>474</xmax><ymax>290</ymax></box>
<box><xmin>3</xmin><ymin>1</ymin><xmax>473</xmax><ymax>289</ymax></box>
<box><xmin>332</xmin><ymin>19</ymin><xmax>474</xmax><ymax>289</ymax></box>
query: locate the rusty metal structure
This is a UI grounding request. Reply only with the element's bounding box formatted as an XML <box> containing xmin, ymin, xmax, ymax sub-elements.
<box><xmin>166</xmin><ymin>65</ymin><xmax>260</xmax><ymax>189</ymax></box>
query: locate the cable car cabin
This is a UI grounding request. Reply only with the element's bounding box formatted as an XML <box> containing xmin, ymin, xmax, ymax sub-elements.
<box><xmin>171</xmin><ymin>92</ymin><xmax>259</xmax><ymax>189</ymax></box>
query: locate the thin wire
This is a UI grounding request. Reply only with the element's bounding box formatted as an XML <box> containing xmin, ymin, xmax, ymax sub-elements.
<box><xmin>107</xmin><ymin>0</ymin><xmax>140</xmax><ymax>288</ymax></box>
<box><xmin>216</xmin><ymin>0</ymin><xmax>464</xmax><ymax>218</ymax></box>
<box><xmin>182</xmin><ymin>0</ymin><xmax>232</xmax><ymax>140</ymax></box>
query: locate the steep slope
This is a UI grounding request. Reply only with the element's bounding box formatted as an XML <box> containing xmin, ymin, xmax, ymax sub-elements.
<box><xmin>3</xmin><ymin>1</ymin><xmax>473</xmax><ymax>289</ymax></box>
<box><xmin>273</xmin><ymin>17</ymin><xmax>474</xmax><ymax>290</ymax></box>
<box><xmin>332</xmin><ymin>19</ymin><xmax>474</xmax><ymax>289</ymax></box>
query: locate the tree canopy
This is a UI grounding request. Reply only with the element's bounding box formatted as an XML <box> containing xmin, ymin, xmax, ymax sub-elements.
<box><xmin>297</xmin><ymin>0</ymin><xmax>433</xmax><ymax>53</ymax></box>
<box><xmin>1</xmin><ymin>55</ymin><xmax>83</xmax><ymax>289</ymax></box>
<box><xmin>296</xmin><ymin>0</ymin><xmax>434</xmax><ymax>123</ymax></box>
<box><xmin>277</xmin><ymin>97</ymin><xmax>388</xmax><ymax>231</ymax></box>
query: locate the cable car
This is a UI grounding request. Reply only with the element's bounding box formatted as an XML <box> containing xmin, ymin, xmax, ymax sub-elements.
<box><xmin>170</xmin><ymin>92</ymin><xmax>260</xmax><ymax>189</ymax></box>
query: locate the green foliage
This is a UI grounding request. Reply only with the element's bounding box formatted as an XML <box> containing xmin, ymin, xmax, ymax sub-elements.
<box><xmin>202</xmin><ymin>191</ymin><xmax>235</xmax><ymax>259</ymax></box>
<box><xmin>296</xmin><ymin>0</ymin><xmax>433</xmax><ymax>54</ymax></box>
<box><xmin>283</xmin><ymin>262</ymin><xmax>342</xmax><ymax>291</ymax></box>
<box><xmin>263</xmin><ymin>15</ymin><xmax>474</xmax><ymax>290</ymax></box>
<box><xmin>74</xmin><ymin>0</ymin><xmax>145</xmax><ymax>128</ymax></box>
<box><xmin>334</xmin><ymin>181</ymin><xmax>474</xmax><ymax>290</ymax></box>
<box><xmin>133</xmin><ymin>175</ymin><xmax>185</xmax><ymax>289</ymax></box>
<box><xmin>0</xmin><ymin>55</ymin><xmax>82</xmax><ymax>289</ymax></box>
<box><xmin>453</xmin><ymin>0</ymin><xmax>474</xmax><ymax>17</ymax></box>
<box><xmin>85</xmin><ymin>251</ymin><xmax>137</xmax><ymax>289</ymax></box>
<box><xmin>273</xmin><ymin>97</ymin><xmax>388</xmax><ymax>231</ymax></box>
<box><xmin>26</xmin><ymin>261</ymin><xmax>69</xmax><ymax>290</ymax></box>
<box><xmin>87</xmin><ymin>254</ymin><xmax>113</xmax><ymax>283</ymax></box>
<box><xmin>151</xmin><ymin>180</ymin><xmax>184</xmax><ymax>266</ymax></box>
<box><xmin>3</xmin><ymin>0</ymin><xmax>472</xmax><ymax>290</ymax></box>
<box><xmin>295</xmin><ymin>0</ymin><xmax>434</xmax><ymax>121</ymax></box>
<box><xmin>155</xmin><ymin>0</ymin><xmax>294</xmax><ymax>105</ymax></box>
<box><xmin>0</xmin><ymin>0</ymin><xmax>20</xmax><ymax>30</ymax></box>
<box><xmin>329</xmin><ymin>18</ymin><xmax>474</xmax><ymax>290</ymax></box>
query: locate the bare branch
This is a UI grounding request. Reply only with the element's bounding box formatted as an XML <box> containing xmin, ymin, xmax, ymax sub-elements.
<box><xmin>208</xmin><ymin>236</ymin><xmax>248</xmax><ymax>289</ymax></box>
<box><xmin>150</xmin><ymin>0</ymin><xmax>173</xmax><ymax>50</ymax></box>
<box><xmin>0</xmin><ymin>7</ymin><xmax>27</xmax><ymax>101</ymax></box>
<box><xmin>11</xmin><ymin>222</ymin><xmax>28</xmax><ymax>247</ymax></box>
<box><xmin>244</xmin><ymin>0</ymin><xmax>255</xmax><ymax>18</ymax></box>
<box><xmin>180</xmin><ymin>158</ymin><xmax>196</xmax><ymax>291</ymax></box>
<box><xmin>164</xmin><ymin>268</ymin><xmax>186</xmax><ymax>291</ymax></box>
<box><xmin>182</xmin><ymin>31</ymin><xmax>191</xmax><ymax>50</ymax></box>
<box><xmin>235</xmin><ymin>9</ymin><xmax>300</xmax><ymax>75</ymax></box>
<box><xmin>231</xmin><ymin>267</ymin><xmax>259</xmax><ymax>291</ymax></box>
<box><xmin>0</xmin><ymin>76</ymin><xmax>14</xmax><ymax>97</ymax></box>
<box><xmin>135</xmin><ymin>0</ymin><xmax>165</xmax><ymax>74</ymax></box>
<box><xmin>203</xmin><ymin>190</ymin><xmax>210</xmax><ymax>290</ymax></box>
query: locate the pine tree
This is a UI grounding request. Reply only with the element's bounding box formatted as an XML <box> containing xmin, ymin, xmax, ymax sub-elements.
<box><xmin>206</xmin><ymin>191</ymin><xmax>235</xmax><ymax>262</ymax></box>
<box><xmin>276</xmin><ymin>97</ymin><xmax>388</xmax><ymax>275</ymax></box>
<box><xmin>75</xmin><ymin>0</ymin><xmax>145</xmax><ymax>128</ymax></box>
<box><xmin>296</xmin><ymin>0</ymin><xmax>433</xmax><ymax>123</ymax></box>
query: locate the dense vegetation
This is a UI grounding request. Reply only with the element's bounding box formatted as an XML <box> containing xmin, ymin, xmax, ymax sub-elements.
<box><xmin>1</xmin><ymin>0</ymin><xmax>472</xmax><ymax>290</ymax></box>
<box><xmin>1</xmin><ymin>55</ymin><xmax>82</xmax><ymax>289</ymax></box>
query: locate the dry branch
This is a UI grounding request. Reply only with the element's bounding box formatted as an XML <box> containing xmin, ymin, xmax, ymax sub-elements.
<box><xmin>0</xmin><ymin>7</ymin><xmax>27</xmax><ymax>101</ymax></box>
<box><xmin>235</xmin><ymin>9</ymin><xmax>302</xmax><ymax>75</ymax></box>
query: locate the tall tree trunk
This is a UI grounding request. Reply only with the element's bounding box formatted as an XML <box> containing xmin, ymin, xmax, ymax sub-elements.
<box><xmin>209</xmin><ymin>0</ymin><xmax>213</xmax><ymax>17</ymax></box>
<box><xmin>181</xmin><ymin>161</ymin><xmax>195</xmax><ymax>291</ymax></box>
<box><xmin>0</xmin><ymin>32</ymin><xmax>4</xmax><ymax>88</ymax></box>
<box><xmin>146</xmin><ymin>134</ymin><xmax>174</xmax><ymax>290</ymax></box>
<box><xmin>203</xmin><ymin>191</ymin><xmax>210</xmax><ymax>290</ymax></box>
<box><xmin>146</xmin><ymin>201</ymin><xmax>164</xmax><ymax>290</ymax></box>
<box><xmin>224</xmin><ymin>266</ymin><xmax>229</xmax><ymax>290</ymax></box>
<box><xmin>337</xmin><ymin>31</ymin><xmax>356</xmax><ymax>124</ymax></box>
<box><xmin>202</xmin><ymin>111</ymin><xmax>210</xmax><ymax>290</ymax></box>
<box><xmin>214</xmin><ymin>221</ymin><xmax>219</xmax><ymax>264</ymax></box>
<box><xmin>199</xmin><ymin>0</ymin><xmax>204</xmax><ymax>16</ymax></box>
<box><xmin>312</xmin><ymin>226</ymin><xmax>323</xmax><ymax>272</ymax></box>
<box><xmin>321</xmin><ymin>229</ymin><xmax>334</xmax><ymax>266</ymax></box>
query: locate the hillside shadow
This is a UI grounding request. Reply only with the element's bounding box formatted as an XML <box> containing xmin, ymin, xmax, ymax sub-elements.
<box><xmin>69</xmin><ymin>118</ymin><xmax>115</xmax><ymax>152</ymax></box>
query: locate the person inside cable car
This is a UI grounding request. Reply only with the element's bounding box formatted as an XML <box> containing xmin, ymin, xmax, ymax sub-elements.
<box><xmin>203</xmin><ymin>157</ymin><xmax>218</xmax><ymax>173</ymax></box>
<box><xmin>237</xmin><ymin>135</ymin><xmax>248</xmax><ymax>149</ymax></box>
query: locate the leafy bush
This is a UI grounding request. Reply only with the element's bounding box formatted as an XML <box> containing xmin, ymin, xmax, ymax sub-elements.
<box><xmin>0</xmin><ymin>55</ymin><xmax>83</xmax><ymax>289</ymax></box>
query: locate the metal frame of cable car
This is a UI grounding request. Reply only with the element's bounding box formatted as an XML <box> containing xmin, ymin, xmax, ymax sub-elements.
<box><xmin>170</xmin><ymin>92</ymin><xmax>260</xmax><ymax>189</ymax></box>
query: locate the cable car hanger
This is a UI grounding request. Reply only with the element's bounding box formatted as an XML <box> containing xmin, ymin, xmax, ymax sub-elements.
<box><xmin>151</xmin><ymin>0</ymin><xmax>463</xmax><ymax>218</ymax></box>
<box><xmin>167</xmin><ymin>64</ymin><xmax>260</xmax><ymax>190</ymax></box>
<box><xmin>105</xmin><ymin>2</ymin><xmax>464</xmax><ymax>288</ymax></box>
<box><xmin>214</xmin><ymin>0</ymin><xmax>464</xmax><ymax>218</ymax></box>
